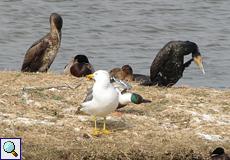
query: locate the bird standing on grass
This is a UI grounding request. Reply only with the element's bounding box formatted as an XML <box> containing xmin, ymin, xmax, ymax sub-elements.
<box><xmin>21</xmin><ymin>13</ymin><xmax>63</xmax><ymax>72</ymax></box>
<box><xmin>141</xmin><ymin>41</ymin><xmax>205</xmax><ymax>87</ymax></box>
<box><xmin>81</xmin><ymin>70</ymin><xmax>119</xmax><ymax>135</ymax></box>
<box><xmin>64</xmin><ymin>54</ymin><xmax>94</xmax><ymax>77</ymax></box>
<box><xmin>211</xmin><ymin>147</ymin><xmax>230</xmax><ymax>160</ymax></box>
<box><xmin>111</xmin><ymin>78</ymin><xmax>151</xmax><ymax>113</ymax></box>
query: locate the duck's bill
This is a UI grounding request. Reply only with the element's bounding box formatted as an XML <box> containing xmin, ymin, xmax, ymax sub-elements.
<box><xmin>142</xmin><ymin>99</ymin><xmax>151</xmax><ymax>103</ymax></box>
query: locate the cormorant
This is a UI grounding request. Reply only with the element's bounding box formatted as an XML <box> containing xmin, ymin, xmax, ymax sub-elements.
<box><xmin>109</xmin><ymin>65</ymin><xmax>133</xmax><ymax>81</ymax></box>
<box><xmin>21</xmin><ymin>13</ymin><xmax>63</xmax><ymax>72</ymax></box>
<box><xmin>211</xmin><ymin>147</ymin><xmax>230</xmax><ymax>160</ymax></box>
<box><xmin>64</xmin><ymin>54</ymin><xmax>94</xmax><ymax>77</ymax></box>
<box><xmin>142</xmin><ymin>41</ymin><xmax>205</xmax><ymax>87</ymax></box>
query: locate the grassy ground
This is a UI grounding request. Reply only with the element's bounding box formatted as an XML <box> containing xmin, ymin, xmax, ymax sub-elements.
<box><xmin>0</xmin><ymin>71</ymin><xmax>230</xmax><ymax>159</ymax></box>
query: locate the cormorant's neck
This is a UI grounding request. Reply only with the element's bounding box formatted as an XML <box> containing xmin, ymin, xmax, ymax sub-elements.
<box><xmin>177</xmin><ymin>41</ymin><xmax>200</xmax><ymax>57</ymax></box>
<box><xmin>192</xmin><ymin>51</ymin><xmax>201</xmax><ymax>58</ymax></box>
<box><xmin>187</xmin><ymin>41</ymin><xmax>200</xmax><ymax>58</ymax></box>
<box><xmin>50</xmin><ymin>27</ymin><xmax>61</xmax><ymax>41</ymax></box>
<box><xmin>50</xmin><ymin>24</ymin><xmax>61</xmax><ymax>33</ymax></box>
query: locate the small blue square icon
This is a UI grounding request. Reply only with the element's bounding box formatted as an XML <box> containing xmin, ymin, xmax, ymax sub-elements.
<box><xmin>0</xmin><ymin>138</ymin><xmax>21</xmax><ymax>160</ymax></box>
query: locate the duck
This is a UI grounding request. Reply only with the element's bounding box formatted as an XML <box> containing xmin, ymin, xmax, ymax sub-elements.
<box><xmin>109</xmin><ymin>65</ymin><xmax>133</xmax><ymax>81</ymax></box>
<box><xmin>111</xmin><ymin>78</ymin><xmax>151</xmax><ymax>113</ymax></box>
<box><xmin>64</xmin><ymin>54</ymin><xmax>94</xmax><ymax>77</ymax></box>
<box><xmin>21</xmin><ymin>13</ymin><xmax>63</xmax><ymax>72</ymax></box>
<box><xmin>83</xmin><ymin>77</ymin><xmax>151</xmax><ymax>114</ymax></box>
<box><xmin>141</xmin><ymin>41</ymin><xmax>205</xmax><ymax>87</ymax></box>
<box><xmin>211</xmin><ymin>147</ymin><xmax>230</xmax><ymax>160</ymax></box>
<box><xmin>80</xmin><ymin>70</ymin><xmax>119</xmax><ymax>135</ymax></box>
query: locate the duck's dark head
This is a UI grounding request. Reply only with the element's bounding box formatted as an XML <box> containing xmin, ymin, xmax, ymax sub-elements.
<box><xmin>212</xmin><ymin>147</ymin><xmax>225</xmax><ymax>155</ymax></box>
<box><xmin>131</xmin><ymin>93</ymin><xmax>151</xmax><ymax>104</ymax></box>
<box><xmin>50</xmin><ymin>13</ymin><xmax>63</xmax><ymax>31</ymax></box>
<box><xmin>74</xmin><ymin>55</ymin><xmax>89</xmax><ymax>63</ymax></box>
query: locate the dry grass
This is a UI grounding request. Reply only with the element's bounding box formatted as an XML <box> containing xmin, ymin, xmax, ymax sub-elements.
<box><xmin>0</xmin><ymin>70</ymin><xmax>230</xmax><ymax>160</ymax></box>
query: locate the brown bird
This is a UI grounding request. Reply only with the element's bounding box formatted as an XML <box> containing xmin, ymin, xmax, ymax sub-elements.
<box><xmin>109</xmin><ymin>65</ymin><xmax>133</xmax><ymax>81</ymax></box>
<box><xmin>211</xmin><ymin>147</ymin><xmax>230</xmax><ymax>160</ymax></box>
<box><xmin>21</xmin><ymin>13</ymin><xmax>63</xmax><ymax>72</ymax></box>
<box><xmin>64</xmin><ymin>54</ymin><xmax>94</xmax><ymax>77</ymax></box>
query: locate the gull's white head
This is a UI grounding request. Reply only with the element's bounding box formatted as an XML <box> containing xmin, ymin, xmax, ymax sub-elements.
<box><xmin>88</xmin><ymin>70</ymin><xmax>110</xmax><ymax>82</ymax></box>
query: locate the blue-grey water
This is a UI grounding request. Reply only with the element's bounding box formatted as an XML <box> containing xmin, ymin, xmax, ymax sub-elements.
<box><xmin>0</xmin><ymin>0</ymin><xmax>229</xmax><ymax>89</ymax></box>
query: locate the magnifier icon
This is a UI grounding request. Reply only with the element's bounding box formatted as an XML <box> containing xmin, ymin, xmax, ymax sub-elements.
<box><xmin>3</xmin><ymin>141</ymin><xmax>18</xmax><ymax>157</ymax></box>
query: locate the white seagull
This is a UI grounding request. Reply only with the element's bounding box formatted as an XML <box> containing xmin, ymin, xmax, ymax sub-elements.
<box><xmin>81</xmin><ymin>70</ymin><xmax>119</xmax><ymax>135</ymax></box>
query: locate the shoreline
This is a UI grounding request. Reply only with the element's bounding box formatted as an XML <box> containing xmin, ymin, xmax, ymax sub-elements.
<box><xmin>1</xmin><ymin>70</ymin><xmax>230</xmax><ymax>159</ymax></box>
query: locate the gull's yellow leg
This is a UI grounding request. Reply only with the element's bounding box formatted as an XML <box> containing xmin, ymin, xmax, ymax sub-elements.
<box><xmin>100</xmin><ymin>117</ymin><xmax>114</xmax><ymax>134</ymax></box>
<box><xmin>92</xmin><ymin>116</ymin><xmax>100</xmax><ymax>135</ymax></box>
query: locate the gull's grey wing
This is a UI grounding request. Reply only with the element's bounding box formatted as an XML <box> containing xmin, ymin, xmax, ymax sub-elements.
<box><xmin>84</xmin><ymin>87</ymin><xmax>93</xmax><ymax>102</ymax></box>
<box><xmin>111</xmin><ymin>77</ymin><xmax>132</xmax><ymax>89</ymax></box>
<box><xmin>110</xmin><ymin>77</ymin><xmax>132</xmax><ymax>94</ymax></box>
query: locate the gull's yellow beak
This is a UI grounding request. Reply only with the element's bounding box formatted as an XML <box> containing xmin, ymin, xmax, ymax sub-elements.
<box><xmin>88</xmin><ymin>74</ymin><xmax>94</xmax><ymax>79</ymax></box>
<box><xmin>193</xmin><ymin>55</ymin><xmax>205</xmax><ymax>75</ymax></box>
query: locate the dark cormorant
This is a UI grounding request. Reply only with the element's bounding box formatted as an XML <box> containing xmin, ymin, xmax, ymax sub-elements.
<box><xmin>64</xmin><ymin>54</ymin><xmax>94</xmax><ymax>77</ymax></box>
<box><xmin>21</xmin><ymin>13</ymin><xmax>63</xmax><ymax>72</ymax></box>
<box><xmin>109</xmin><ymin>65</ymin><xmax>133</xmax><ymax>81</ymax></box>
<box><xmin>211</xmin><ymin>147</ymin><xmax>230</xmax><ymax>160</ymax></box>
<box><xmin>142</xmin><ymin>41</ymin><xmax>205</xmax><ymax>87</ymax></box>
